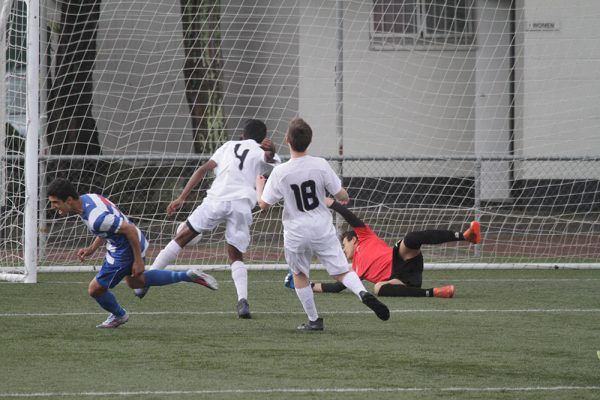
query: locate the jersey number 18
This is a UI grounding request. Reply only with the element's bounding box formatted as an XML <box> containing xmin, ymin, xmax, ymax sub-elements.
<box><xmin>290</xmin><ymin>180</ymin><xmax>319</xmax><ymax>212</ymax></box>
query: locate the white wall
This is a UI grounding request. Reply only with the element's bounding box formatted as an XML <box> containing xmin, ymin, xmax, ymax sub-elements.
<box><xmin>219</xmin><ymin>0</ymin><xmax>299</xmax><ymax>148</ymax></box>
<box><xmin>475</xmin><ymin>0</ymin><xmax>512</xmax><ymax>200</ymax></box>
<box><xmin>515</xmin><ymin>0</ymin><xmax>600</xmax><ymax>179</ymax></box>
<box><xmin>93</xmin><ymin>0</ymin><xmax>192</xmax><ymax>155</ymax></box>
<box><xmin>296</xmin><ymin>0</ymin><xmax>478</xmax><ymax>177</ymax></box>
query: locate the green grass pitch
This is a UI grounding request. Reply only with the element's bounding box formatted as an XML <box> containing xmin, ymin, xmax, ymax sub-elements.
<box><xmin>1</xmin><ymin>269</ymin><xmax>599</xmax><ymax>400</ymax></box>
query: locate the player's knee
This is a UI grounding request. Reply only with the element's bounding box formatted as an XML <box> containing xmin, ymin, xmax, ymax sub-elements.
<box><xmin>402</xmin><ymin>232</ymin><xmax>421</xmax><ymax>250</ymax></box>
<box><xmin>125</xmin><ymin>275</ymin><xmax>146</xmax><ymax>289</ymax></box>
<box><xmin>373</xmin><ymin>281</ymin><xmax>384</xmax><ymax>295</ymax></box>
<box><xmin>88</xmin><ymin>281</ymin><xmax>104</xmax><ymax>297</ymax></box>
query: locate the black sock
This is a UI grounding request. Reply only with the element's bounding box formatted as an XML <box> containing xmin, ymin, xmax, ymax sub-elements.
<box><xmin>402</xmin><ymin>230</ymin><xmax>463</xmax><ymax>250</ymax></box>
<box><xmin>377</xmin><ymin>284</ymin><xmax>434</xmax><ymax>297</ymax></box>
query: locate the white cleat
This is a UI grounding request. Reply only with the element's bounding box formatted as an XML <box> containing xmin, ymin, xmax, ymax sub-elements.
<box><xmin>134</xmin><ymin>287</ymin><xmax>149</xmax><ymax>299</ymax></box>
<box><xmin>96</xmin><ymin>312</ymin><xmax>129</xmax><ymax>329</ymax></box>
<box><xmin>186</xmin><ymin>269</ymin><xmax>219</xmax><ymax>290</ymax></box>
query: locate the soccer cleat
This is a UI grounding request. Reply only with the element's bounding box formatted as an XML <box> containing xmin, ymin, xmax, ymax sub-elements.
<box><xmin>186</xmin><ymin>269</ymin><xmax>219</xmax><ymax>290</ymax></box>
<box><xmin>96</xmin><ymin>312</ymin><xmax>129</xmax><ymax>329</ymax></box>
<box><xmin>360</xmin><ymin>291</ymin><xmax>390</xmax><ymax>321</ymax></box>
<box><xmin>284</xmin><ymin>270</ymin><xmax>295</xmax><ymax>289</ymax></box>
<box><xmin>237</xmin><ymin>298</ymin><xmax>252</xmax><ymax>319</ymax></box>
<box><xmin>463</xmin><ymin>221</ymin><xmax>481</xmax><ymax>244</ymax></box>
<box><xmin>296</xmin><ymin>317</ymin><xmax>324</xmax><ymax>331</ymax></box>
<box><xmin>134</xmin><ymin>287</ymin><xmax>149</xmax><ymax>299</ymax></box>
<box><xmin>433</xmin><ymin>285</ymin><xmax>455</xmax><ymax>298</ymax></box>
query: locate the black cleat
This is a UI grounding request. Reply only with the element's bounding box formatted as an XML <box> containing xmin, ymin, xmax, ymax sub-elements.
<box><xmin>360</xmin><ymin>291</ymin><xmax>390</xmax><ymax>321</ymax></box>
<box><xmin>236</xmin><ymin>298</ymin><xmax>252</xmax><ymax>319</ymax></box>
<box><xmin>296</xmin><ymin>317</ymin><xmax>324</xmax><ymax>331</ymax></box>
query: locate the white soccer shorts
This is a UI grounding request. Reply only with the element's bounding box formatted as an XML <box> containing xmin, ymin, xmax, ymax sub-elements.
<box><xmin>187</xmin><ymin>198</ymin><xmax>253</xmax><ymax>253</ymax></box>
<box><xmin>284</xmin><ymin>233</ymin><xmax>350</xmax><ymax>277</ymax></box>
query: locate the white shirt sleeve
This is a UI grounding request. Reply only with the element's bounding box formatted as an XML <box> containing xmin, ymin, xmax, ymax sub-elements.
<box><xmin>210</xmin><ymin>142</ymin><xmax>228</xmax><ymax>165</ymax></box>
<box><xmin>323</xmin><ymin>162</ymin><xmax>343</xmax><ymax>195</ymax></box>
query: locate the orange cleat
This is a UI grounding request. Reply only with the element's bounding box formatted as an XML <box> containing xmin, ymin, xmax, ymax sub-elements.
<box><xmin>433</xmin><ymin>285</ymin><xmax>455</xmax><ymax>298</ymax></box>
<box><xmin>463</xmin><ymin>221</ymin><xmax>481</xmax><ymax>244</ymax></box>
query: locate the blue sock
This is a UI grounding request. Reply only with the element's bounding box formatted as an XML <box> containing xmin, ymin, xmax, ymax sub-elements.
<box><xmin>95</xmin><ymin>291</ymin><xmax>126</xmax><ymax>317</ymax></box>
<box><xmin>143</xmin><ymin>270</ymin><xmax>191</xmax><ymax>286</ymax></box>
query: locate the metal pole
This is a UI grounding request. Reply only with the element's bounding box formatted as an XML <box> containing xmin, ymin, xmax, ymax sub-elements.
<box><xmin>24</xmin><ymin>0</ymin><xmax>39</xmax><ymax>283</ymax></box>
<box><xmin>335</xmin><ymin>0</ymin><xmax>344</xmax><ymax>171</ymax></box>
<box><xmin>0</xmin><ymin>0</ymin><xmax>9</xmax><ymax>211</ymax></box>
<box><xmin>37</xmin><ymin>0</ymin><xmax>48</xmax><ymax>262</ymax></box>
<box><xmin>335</xmin><ymin>0</ymin><xmax>344</xmax><ymax>234</ymax></box>
<box><xmin>473</xmin><ymin>159</ymin><xmax>482</xmax><ymax>258</ymax></box>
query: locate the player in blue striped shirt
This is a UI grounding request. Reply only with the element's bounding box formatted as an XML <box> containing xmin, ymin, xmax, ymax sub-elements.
<box><xmin>47</xmin><ymin>178</ymin><xmax>218</xmax><ymax>328</ymax></box>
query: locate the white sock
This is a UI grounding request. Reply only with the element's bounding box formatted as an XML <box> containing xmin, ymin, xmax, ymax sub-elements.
<box><xmin>341</xmin><ymin>271</ymin><xmax>368</xmax><ymax>298</ymax></box>
<box><xmin>231</xmin><ymin>260</ymin><xmax>248</xmax><ymax>301</ymax></box>
<box><xmin>295</xmin><ymin>286</ymin><xmax>319</xmax><ymax>321</ymax></box>
<box><xmin>150</xmin><ymin>240</ymin><xmax>182</xmax><ymax>270</ymax></box>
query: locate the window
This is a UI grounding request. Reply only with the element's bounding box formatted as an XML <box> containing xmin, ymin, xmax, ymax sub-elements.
<box><xmin>371</xmin><ymin>0</ymin><xmax>476</xmax><ymax>50</ymax></box>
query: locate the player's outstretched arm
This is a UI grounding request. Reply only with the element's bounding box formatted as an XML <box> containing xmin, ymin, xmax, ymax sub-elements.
<box><xmin>256</xmin><ymin>175</ymin><xmax>271</xmax><ymax>210</ymax></box>
<box><xmin>167</xmin><ymin>159</ymin><xmax>217</xmax><ymax>216</ymax></box>
<box><xmin>325</xmin><ymin>197</ymin><xmax>365</xmax><ymax>228</ymax></box>
<box><xmin>312</xmin><ymin>281</ymin><xmax>347</xmax><ymax>293</ymax></box>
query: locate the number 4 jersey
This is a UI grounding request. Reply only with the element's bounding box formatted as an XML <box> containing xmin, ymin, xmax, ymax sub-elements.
<box><xmin>261</xmin><ymin>155</ymin><xmax>343</xmax><ymax>249</ymax></box>
<box><xmin>207</xmin><ymin>139</ymin><xmax>280</xmax><ymax>206</ymax></box>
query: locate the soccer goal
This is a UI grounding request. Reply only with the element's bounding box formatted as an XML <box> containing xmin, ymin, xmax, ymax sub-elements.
<box><xmin>2</xmin><ymin>0</ymin><xmax>600</xmax><ymax>282</ymax></box>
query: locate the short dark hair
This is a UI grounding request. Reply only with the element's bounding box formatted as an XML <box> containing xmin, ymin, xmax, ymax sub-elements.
<box><xmin>341</xmin><ymin>230</ymin><xmax>357</xmax><ymax>243</ymax></box>
<box><xmin>47</xmin><ymin>178</ymin><xmax>80</xmax><ymax>201</ymax></box>
<box><xmin>243</xmin><ymin>119</ymin><xmax>267</xmax><ymax>143</ymax></box>
<box><xmin>286</xmin><ymin>118</ymin><xmax>312</xmax><ymax>152</ymax></box>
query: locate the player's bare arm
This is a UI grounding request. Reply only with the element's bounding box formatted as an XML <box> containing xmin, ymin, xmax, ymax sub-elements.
<box><xmin>334</xmin><ymin>188</ymin><xmax>349</xmax><ymax>205</ymax></box>
<box><xmin>260</xmin><ymin>138</ymin><xmax>277</xmax><ymax>163</ymax></box>
<box><xmin>119</xmin><ymin>222</ymin><xmax>145</xmax><ymax>277</ymax></box>
<box><xmin>256</xmin><ymin>175</ymin><xmax>271</xmax><ymax>210</ymax></box>
<box><xmin>167</xmin><ymin>159</ymin><xmax>218</xmax><ymax>216</ymax></box>
<box><xmin>77</xmin><ymin>237</ymin><xmax>104</xmax><ymax>261</ymax></box>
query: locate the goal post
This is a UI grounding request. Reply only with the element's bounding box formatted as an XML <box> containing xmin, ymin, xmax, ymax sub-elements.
<box><xmin>2</xmin><ymin>0</ymin><xmax>600</xmax><ymax>280</ymax></box>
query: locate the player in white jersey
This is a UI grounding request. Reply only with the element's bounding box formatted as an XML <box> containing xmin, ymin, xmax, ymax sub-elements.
<box><xmin>135</xmin><ymin>119</ymin><xmax>280</xmax><ymax>319</ymax></box>
<box><xmin>47</xmin><ymin>178</ymin><xmax>218</xmax><ymax>329</ymax></box>
<box><xmin>256</xmin><ymin>118</ymin><xmax>390</xmax><ymax>331</ymax></box>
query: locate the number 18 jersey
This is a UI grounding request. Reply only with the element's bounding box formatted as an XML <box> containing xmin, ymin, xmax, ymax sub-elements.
<box><xmin>261</xmin><ymin>155</ymin><xmax>342</xmax><ymax>250</ymax></box>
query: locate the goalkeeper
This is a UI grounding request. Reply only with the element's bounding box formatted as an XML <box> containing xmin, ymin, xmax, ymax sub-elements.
<box><xmin>306</xmin><ymin>198</ymin><xmax>480</xmax><ymax>298</ymax></box>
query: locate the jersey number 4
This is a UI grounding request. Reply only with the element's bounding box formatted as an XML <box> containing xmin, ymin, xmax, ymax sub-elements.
<box><xmin>234</xmin><ymin>143</ymin><xmax>249</xmax><ymax>170</ymax></box>
<box><xmin>290</xmin><ymin>180</ymin><xmax>319</xmax><ymax>212</ymax></box>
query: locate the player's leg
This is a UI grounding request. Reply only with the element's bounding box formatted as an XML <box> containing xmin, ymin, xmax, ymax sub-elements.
<box><xmin>134</xmin><ymin>201</ymin><xmax>220</xmax><ymax>298</ymax></box>
<box><xmin>388</xmin><ymin>247</ymin><xmax>454</xmax><ymax>298</ymax></box>
<box><xmin>317</xmin><ymin>236</ymin><xmax>390</xmax><ymax>321</ymax></box>
<box><xmin>91</xmin><ymin>261</ymin><xmax>130</xmax><ymax>328</ymax></box>
<box><xmin>374</xmin><ymin>279</ymin><xmax>450</xmax><ymax>297</ymax></box>
<box><xmin>128</xmin><ymin>268</ymin><xmax>218</xmax><ymax>290</ymax></box>
<box><xmin>399</xmin><ymin>222</ymin><xmax>480</xmax><ymax>258</ymax></box>
<box><xmin>225</xmin><ymin>201</ymin><xmax>253</xmax><ymax>319</ymax></box>
<box><xmin>286</xmin><ymin>248</ymin><xmax>323</xmax><ymax>331</ymax></box>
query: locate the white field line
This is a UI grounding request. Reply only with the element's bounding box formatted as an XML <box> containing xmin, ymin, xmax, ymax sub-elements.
<box><xmin>1</xmin><ymin>308</ymin><xmax>600</xmax><ymax>318</ymax></box>
<box><xmin>2</xmin><ymin>277</ymin><xmax>600</xmax><ymax>285</ymax></box>
<box><xmin>1</xmin><ymin>386</ymin><xmax>600</xmax><ymax>398</ymax></box>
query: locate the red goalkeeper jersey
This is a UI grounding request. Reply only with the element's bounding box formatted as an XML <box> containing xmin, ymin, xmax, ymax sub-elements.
<box><xmin>352</xmin><ymin>225</ymin><xmax>392</xmax><ymax>283</ymax></box>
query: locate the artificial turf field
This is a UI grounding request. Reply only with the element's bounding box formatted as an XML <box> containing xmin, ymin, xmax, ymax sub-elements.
<box><xmin>1</xmin><ymin>269</ymin><xmax>599</xmax><ymax>400</ymax></box>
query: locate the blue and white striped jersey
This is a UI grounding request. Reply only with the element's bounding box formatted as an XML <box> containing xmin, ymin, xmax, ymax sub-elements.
<box><xmin>79</xmin><ymin>194</ymin><xmax>148</xmax><ymax>259</ymax></box>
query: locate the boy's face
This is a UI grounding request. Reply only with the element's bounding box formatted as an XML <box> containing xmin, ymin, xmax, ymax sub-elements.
<box><xmin>48</xmin><ymin>195</ymin><xmax>75</xmax><ymax>216</ymax></box>
<box><xmin>342</xmin><ymin>236</ymin><xmax>357</xmax><ymax>260</ymax></box>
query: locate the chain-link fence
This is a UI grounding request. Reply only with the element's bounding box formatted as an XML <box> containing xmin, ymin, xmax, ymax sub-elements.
<box><xmin>2</xmin><ymin>155</ymin><xmax>600</xmax><ymax>268</ymax></box>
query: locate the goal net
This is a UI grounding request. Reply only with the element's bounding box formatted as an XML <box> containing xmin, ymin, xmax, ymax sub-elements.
<box><xmin>2</xmin><ymin>0</ymin><xmax>600</xmax><ymax>281</ymax></box>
